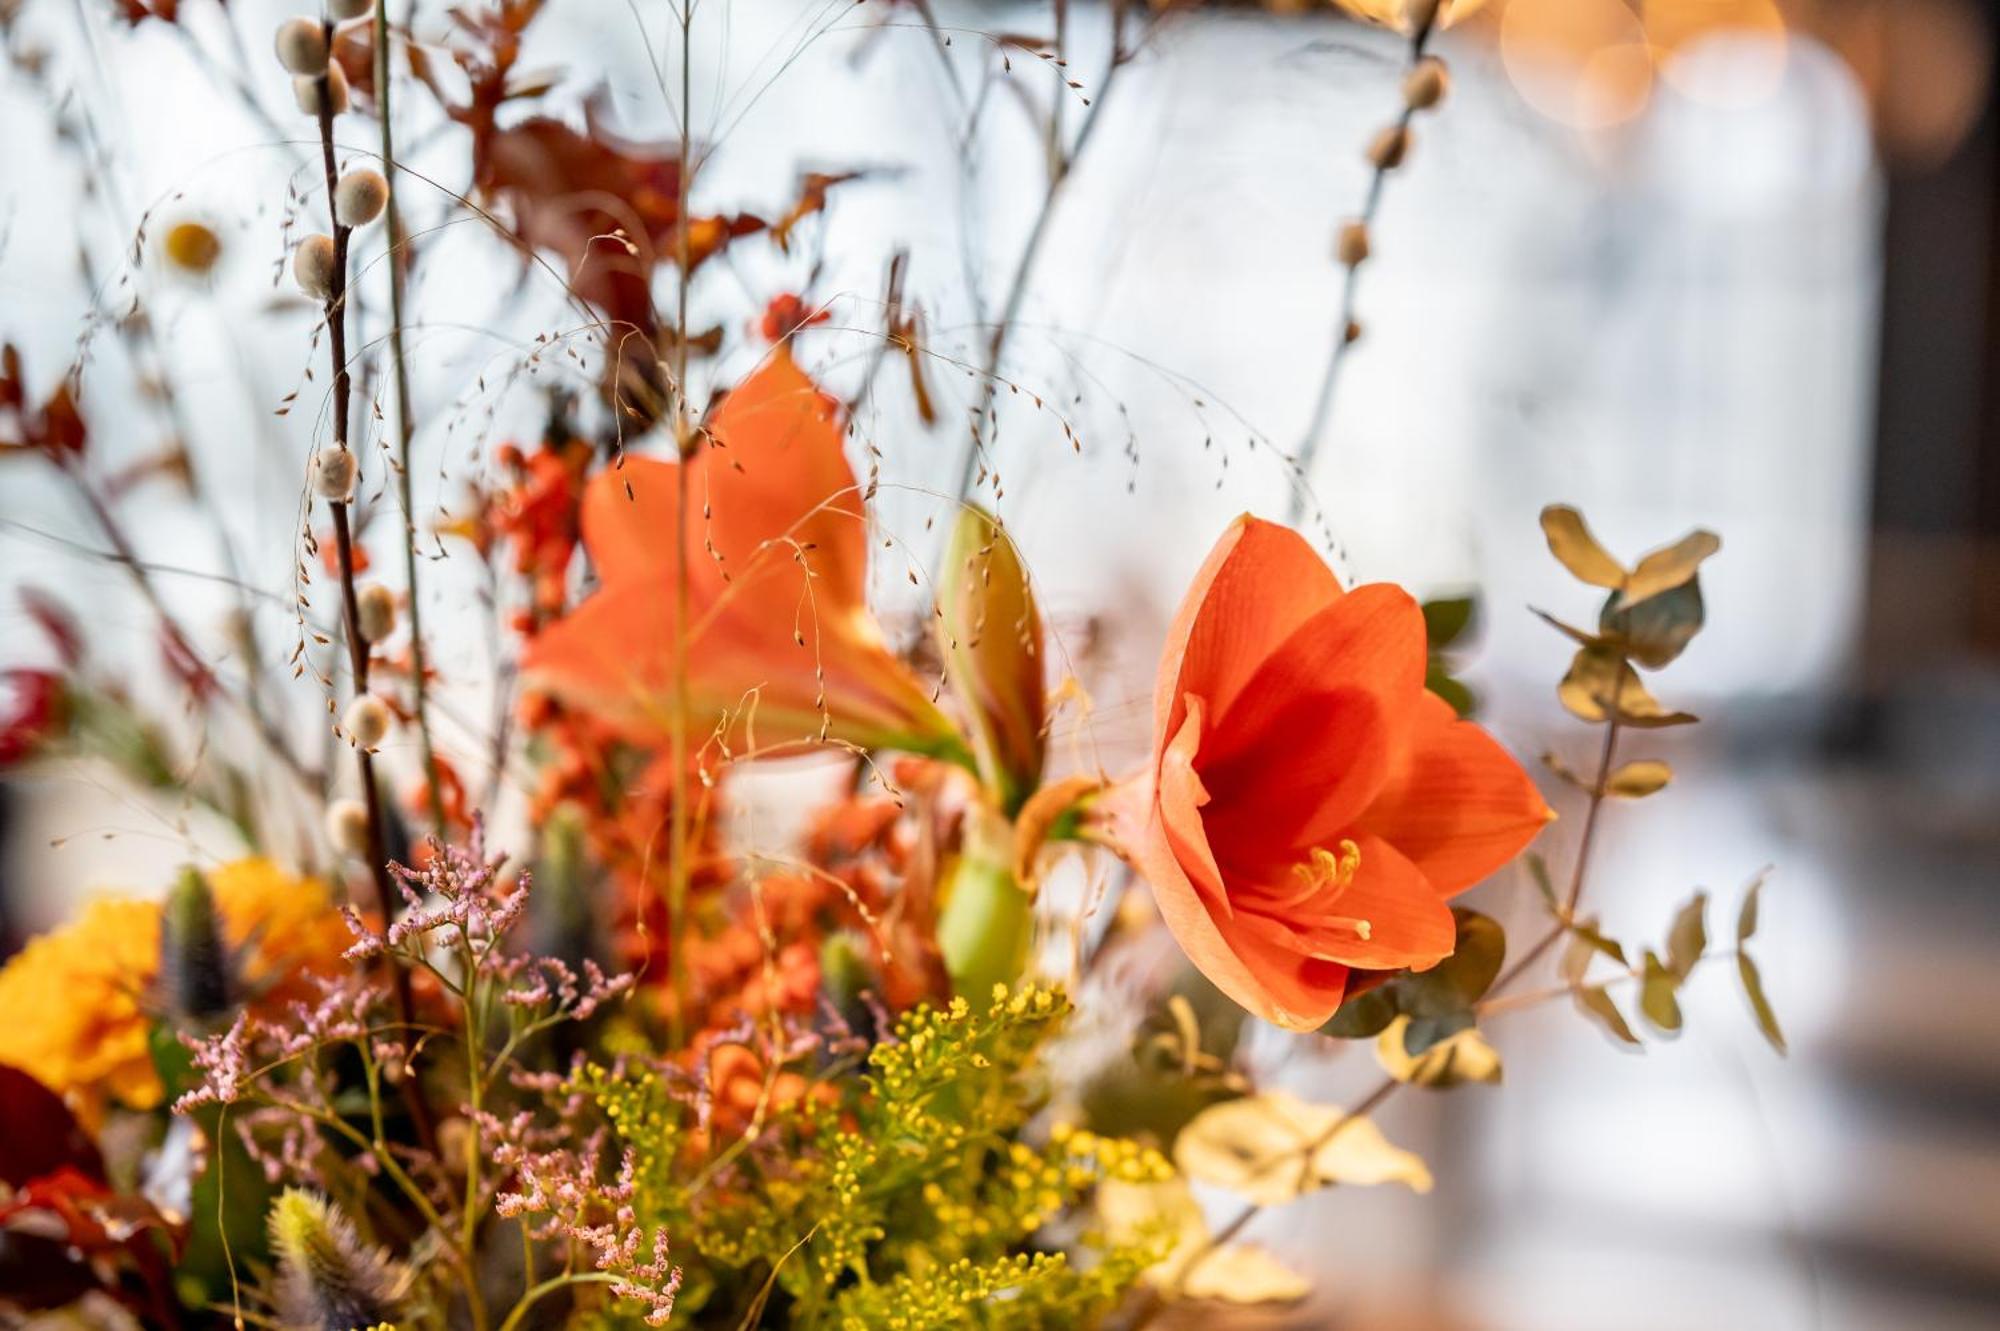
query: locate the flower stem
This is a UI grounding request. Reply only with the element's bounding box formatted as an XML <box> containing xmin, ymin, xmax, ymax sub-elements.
<box><xmin>310</xmin><ymin>34</ymin><xmax>434</xmax><ymax>1155</ymax></box>
<box><xmin>666</xmin><ymin>0</ymin><xmax>697</xmax><ymax>1048</ymax></box>
<box><xmin>374</xmin><ymin>0</ymin><xmax>446</xmax><ymax>838</ymax></box>
<box><xmin>1284</xmin><ymin>14</ymin><xmax>1441</xmax><ymax>524</ymax></box>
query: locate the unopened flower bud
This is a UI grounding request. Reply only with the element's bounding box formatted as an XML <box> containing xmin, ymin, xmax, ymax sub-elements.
<box><xmin>1402</xmin><ymin>56</ymin><xmax>1449</xmax><ymax>111</ymax></box>
<box><xmin>269</xmin><ymin>1191</ymin><xmax>403</xmax><ymax>1331</ymax></box>
<box><xmin>311</xmin><ymin>448</ymin><xmax>358</xmax><ymax>502</ymax></box>
<box><xmin>160</xmin><ymin>867</ymin><xmax>233</xmax><ymax>1021</ymax></box>
<box><xmin>293</xmin><ymin>233</ymin><xmax>337</xmax><ymax>300</ymax></box>
<box><xmin>324</xmin><ymin>798</ymin><xmax>371</xmax><ymax>856</ymax></box>
<box><xmin>273</xmin><ymin>18</ymin><xmax>328</xmax><ymax>75</ymax></box>
<box><xmin>1336</xmin><ymin>221</ymin><xmax>1371</xmax><ymax>267</ymax></box>
<box><xmin>163</xmin><ymin>220</ymin><xmax>222</xmax><ymax>275</ymax></box>
<box><xmin>1366</xmin><ymin>124</ymin><xmax>1411</xmax><ymax>171</ymax></box>
<box><xmin>333</xmin><ymin>169</ymin><xmax>388</xmax><ymax>228</ymax></box>
<box><xmin>293</xmin><ymin>63</ymin><xmax>349</xmax><ymax>117</ymax></box>
<box><xmin>327</xmin><ymin>0</ymin><xmax>373</xmax><ymax>19</ymax></box>
<box><xmin>356</xmin><ymin>583</ymin><xmax>396</xmax><ymax>643</ymax></box>
<box><xmin>343</xmin><ymin>694</ymin><xmax>392</xmax><ymax>749</ymax></box>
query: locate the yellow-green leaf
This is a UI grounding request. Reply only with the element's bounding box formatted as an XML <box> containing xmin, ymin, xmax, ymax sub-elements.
<box><xmin>937</xmin><ymin>505</ymin><xmax>1045</xmax><ymax>814</ymax></box>
<box><xmin>1174</xmin><ymin>1091</ymin><xmax>1433</xmax><ymax>1206</ymax></box>
<box><xmin>1607</xmin><ymin>759</ymin><xmax>1672</xmax><ymax>798</ymax></box>
<box><xmin>1622</xmin><ymin>529</ymin><xmax>1722</xmax><ymax>607</ymax></box>
<box><xmin>1540</xmin><ymin>505</ymin><xmax>1627</xmax><ymax>590</ymax></box>
<box><xmin>1639</xmin><ymin>951</ymin><xmax>1683</xmax><ymax>1034</ymax></box>
<box><xmin>1738</xmin><ymin>953</ymin><xmax>1787</xmax><ymax>1054</ymax></box>
<box><xmin>1376</xmin><ymin>1015</ymin><xmax>1503</xmax><ymax>1088</ymax></box>
<box><xmin>1737</xmin><ymin>872</ymin><xmax>1767</xmax><ymax>945</ymax></box>
<box><xmin>1666</xmin><ymin>891</ymin><xmax>1708</xmax><ymax>980</ymax></box>
<box><xmin>1575</xmin><ymin>985</ymin><xmax>1641</xmax><ymax>1046</ymax></box>
<box><xmin>1559</xmin><ymin>647</ymin><xmax>1699</xmax><ymax>728</ymax></box>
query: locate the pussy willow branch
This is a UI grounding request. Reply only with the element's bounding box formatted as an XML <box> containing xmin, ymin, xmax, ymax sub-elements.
<box><xmin>310</xmin><ymin>37</ymin><xmax>431</xmax><ymax>1149</ymax></box>
<box><xmin>372</xmin><ymin>0</ymin><xmax>447</xmax><ymax>838</ymax></box>
<box><xmin>1284</xmin><ymin>12</ymin><xmax>1440</xmax><ymax>524</ymax></box>
<box><xmin>947</xmin><ymin>2</ymin><xmax>1132</xmax><ymax>508</ymax></box>
<box><xmin>1126</xmin><ymin>716</ymin><xmax>1625</xmax><ymax>1330</ymax></box>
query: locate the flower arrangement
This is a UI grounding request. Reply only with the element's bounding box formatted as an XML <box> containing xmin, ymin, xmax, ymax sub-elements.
<box><xmin>0</xmin><ymin>1</ymin><xmax>1789</xmax><ymax>1329</ymax></box>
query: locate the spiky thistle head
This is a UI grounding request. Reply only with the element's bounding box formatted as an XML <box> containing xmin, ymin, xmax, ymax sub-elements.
<box><xmin>159</xmin><ymin>866</ymin><xmax>234</xmax><ymax>1021</ymax></box>
<box><xmin>268</xmin><ymin>1190</ymin><xmax>404</xmax><ymax>1331</ymax></box>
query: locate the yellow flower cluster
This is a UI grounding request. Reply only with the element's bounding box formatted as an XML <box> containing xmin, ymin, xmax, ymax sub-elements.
<box><xmin>0</xmin><ymin>858</ymin><xmax>349</xmax><ymax>1121</ymax></box>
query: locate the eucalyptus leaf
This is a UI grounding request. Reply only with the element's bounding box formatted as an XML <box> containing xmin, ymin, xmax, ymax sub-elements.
<box><xmin>1376</xmin><ymin>1015</ymin><xmax>1502</xmax><ymax>1088</ymax></box>
<box><xmin>1401</xmin><ymin>1009</ymin><xmax>1476</xmax><ymax>1056</ymax></box>
<box><xmin>1526</xmin><ymin>853</ymin><xmax>1559</xmax><ymax>914</ymax></box>
<box><xmin>1425</xmin><ymin>665</ymin><xmax>1477</xmax><ymax>720</ymax></box>
<box><xmin>1398</xmin><ymin>909</ymin><xmax>1506</xmax><ymax>1018</ymax></box>
<box><xmin>1575</xmin><ymin>985</ymin><xmax>1641</xmax><ymax>1047</ymax></box>
<box><xmin>1319</xmin><ymin>985</ymin><xmax>1397</xmax><ymax>1040</ymax></box>
<box><xmin>1421</xmin><ymin>596</ymin><xmax>1477</xmax><ymax>651</ymax></box>
<box><xmin>1737</xmin><ymin>873</ymin><xmax>1766</xmax><ymax>945</ymax></box>
<box><xmin>1622</xmin><ymin>529</ymin><xmax>1721</xmax><ymax>607</ymax></box>
<box><xmin>1540</xmin><ymin>505</ymin><xmax>1627</xmax><ymax>589</ymax></box>
<box><xmin>1639</xmin><ymin>951</ymin><xmax>1683</xmax><ymax>1034</ymax></box>
<box><xmin>1666</xmin><ymin>892</ymin><xmax>1708</xmax><ymax>980</ymax></box>
<box><xmin>1570</xmin><ymin>917</ymin><xmax>1627</xmax><ymax>968</ymax></box>
<box><xmin>1738</xmin><ymin>953</ymin><xmax>1787</xmax><ymax>1054</ymax></box>
<box><xmin>1606</xmin><ymin>759</ymin><xmax>1672</xmax><ymax>799</ymax></box>
<box><xmin>1601</xmin><ymin>578</ymin><xmax>1706</xmax><ymax>670</ymax></box>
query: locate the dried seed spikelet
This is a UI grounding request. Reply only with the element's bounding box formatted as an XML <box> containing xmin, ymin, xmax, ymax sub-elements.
<box><xmin>1336</xmin><ymin>221</ymin><xmax>1371</xmax><ymax>267</ymax></box>
<box><xmin>163</xmin><ymin>221</ymin><xmax>222</xmax><ymax>275</ymax></box>
<box><xmin>1403</xmin><ymin>56</ymin><xmax>1450</xmax><ymax>112</ymax></box>
<box><xmin>159</xmin><ymin>866</ymin><xmax>234</xmax><ymax>1021</ymax></box>
<box><xmin>327</xmin><ymin>0</ymin><xmax>373</xmax><ymax>19</ymax></box>
<box><xmin>269</xmin><ymin>1190</ymin><xmax>404</xmax><ymax>1331</ymax></box>
<box><xmin>293</xmin><ymin>233</ymin><xmax>337</xmax><ymax>300</ymax></box>
<box><xmin>343</xmin><ymin>694</ymin><xmax>392</xmax><ymax>749</ymax></box>
<box><xmin>333</xmin><ymin>169</ymin><xmax>388</xmax><ymax>228</ymax></box>
<box><xmin>324</xmin><ymin>798</ymin><xmax>371</xmax><ymax>856</ymax></box>
<box><xmin>356</xmin><ymin>583</ymin><xmax>396</xmax><ymax>643</ymax></box>
<box><xmin>1367</xmin><ymin>124</ymin><xmax>1411</xmax><ymax>171</ymax></box>
<box><xmin>293</xmin><ymin>63</ymin><xmax>349</xmax><ymax>117</ymax></box>
<box><xmin>273</xmin><ymin>17</ymin><xmax>328</xmax><ymax>75</ymax></box>
<box><xmin>310</xmin><ymin>447</ymin><xmax>358</xmax><ymax>502</ymax></box>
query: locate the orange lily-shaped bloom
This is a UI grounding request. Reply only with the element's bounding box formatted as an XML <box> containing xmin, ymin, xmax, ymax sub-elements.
<box><xmin>1114</xmin><ymin>515</ymin><xmax>1552</xmax><ymax>1030</ymax></box>
<box><xmin>522</xmin><ymin>350</ymin><xmax>958</xmax><ymax>757</ymax></box>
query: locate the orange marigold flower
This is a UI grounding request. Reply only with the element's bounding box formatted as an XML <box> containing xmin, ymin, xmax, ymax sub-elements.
<box><xmin>1112</xmin><ymin>516</ymin><xmax>1552</xmax><ymax>1030</ymax></box>
<box><xmin>0</xmin><ymin>859</ymin><xmax>353</xmax><ymax>1121</ymax></box>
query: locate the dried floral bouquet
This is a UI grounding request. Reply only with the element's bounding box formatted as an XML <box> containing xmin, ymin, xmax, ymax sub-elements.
<box><xmin>0</xmin><ymin>1</ymin><xmax>1785</xmax><ymax>1329</ymax></box>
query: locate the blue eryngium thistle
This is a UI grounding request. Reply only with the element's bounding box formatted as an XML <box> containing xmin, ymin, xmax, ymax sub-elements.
<box><xmin>159</xmin><ymin>866</ymin><xmax>233</xmax><ymax>1020</ymax></box>
<box><xmin>268</xmin><ymin>1190</ymin><xmax>404</xmax><ymax>1331</ymax></box>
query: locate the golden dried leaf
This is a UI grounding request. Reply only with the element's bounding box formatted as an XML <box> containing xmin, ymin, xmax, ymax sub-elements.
<box><xmin>1376</xmin><ymin>1015</ymin><xmax>1503</xmax><ymax>1087</ymax></box>
<box><xmin>1606</xmin><ymin>759</ymin><xmax>1672</xmax><ymax>798</ymax></box>
<box><xmin>1558</xmin><ymin>647</ymin><xmax>1698</xmax><ymax>728</ymax></box>
<box><xmin>1540</xmin><ymin>505</ymin><xmax>1627</xmax><ymax>590</ymax></box>
<box><xmin>1175</xmin><ymin>1091</ymin><xmax>1433</xmax><ymax>1206</ymax></box>
<box><xmin>1623</xmin><ymin>529</ymin><xmax>1721</xmax><ymax>607</ymax></box>
<box><xmin>1098</xmin><ymin>1178</ymin><xmax>1311</xmax><ymax>1305</ymax></box>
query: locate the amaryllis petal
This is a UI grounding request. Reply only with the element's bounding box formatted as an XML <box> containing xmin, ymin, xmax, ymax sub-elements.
<box><xmin>1155</xmin><ymin>515</ymin><xmax>1345</xmax><ymax>749</ymax></box>
<box><xmin>579</xmin><ymin>456</ymin><xmax>688</xmax><ymax>587</ymax></box>
<box><xmin>1357</xmin><ymin>692</ymin><xmax>1555</xmax><ymax>896</ymax></box>
<box><xmin>1142</xmin><ymin>700</ymin><xmax>1349</xmax><ymax>1028</ymax></box>
<box><xmin>700</xmin><ymin>349</ymin><xmax>868</xmax><ymax>608</ymax></box>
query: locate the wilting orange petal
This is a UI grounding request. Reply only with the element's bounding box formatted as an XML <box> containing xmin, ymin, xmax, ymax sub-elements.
<box><xmin>1155</xmin><ymin>515</ymin><xmax>1345</xmax><ymax>750</ymax></box>
<box><xmin>1357</xmin><ymin>692</ymin><xmax>1554</xmax><ymax>896</ymax></box>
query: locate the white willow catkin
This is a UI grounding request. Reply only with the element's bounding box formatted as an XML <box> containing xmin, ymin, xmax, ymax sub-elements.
<box><xmin>334</xmin><ymin>170</ymin><xmax>388</xmax><ymax>228</ymax></box>
<box><xmin>273</xmin><ymin>18</ymin><xmax>327</xmax><ymax>75</ymax></box>
<box><xmin>293</xmin><ymin>234</ymin><xmax>337</xmax><ymax>299</ymax></box>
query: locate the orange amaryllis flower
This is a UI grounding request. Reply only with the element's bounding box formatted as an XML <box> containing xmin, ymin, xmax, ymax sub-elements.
<box><xmin>1115</xmin><ymin>516</ymin><xmax>1551</xmax><ymax>1030</ymax></box>
<box><xmin>521</xmin><ymin>349</ymin><xmax>958</xmax><ymax>757</ymax></box>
